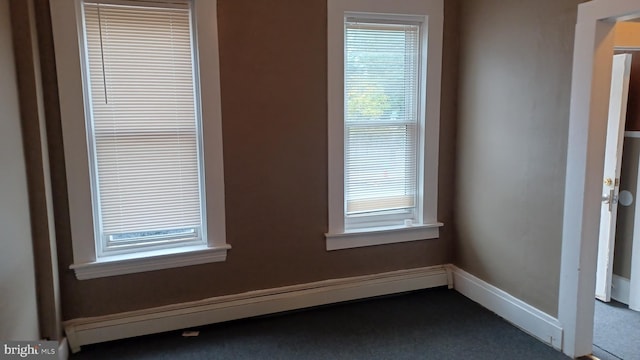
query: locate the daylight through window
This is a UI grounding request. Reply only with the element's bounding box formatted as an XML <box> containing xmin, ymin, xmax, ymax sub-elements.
<box><xmin>344</xmin><ymin>18</ymin><xmax>421</xmax><ymax>230</ymax></box>
<box><xmin>82</xmin><ymin>1</ymin><xmax>206</xmax><ymax>255</ymax></box>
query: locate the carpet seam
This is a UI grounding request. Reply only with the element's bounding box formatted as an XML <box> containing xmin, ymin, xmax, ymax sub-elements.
<box><xmin>593</xmin><ymin>343</ymin><xmax>624</xmax><ymax>360</ymax></box>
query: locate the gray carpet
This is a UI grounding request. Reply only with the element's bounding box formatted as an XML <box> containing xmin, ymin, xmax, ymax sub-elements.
<box><xmin>71</xmin><ymin>288</ymin><xmax>568</xmax><ymax>359</ymax></box>
<box><xmin>593</xmin><ymin>299</ymin><xmax>640</xmax><ymax>360</ymax></box>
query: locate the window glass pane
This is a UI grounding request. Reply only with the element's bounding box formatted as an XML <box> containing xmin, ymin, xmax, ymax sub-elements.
<box><xmin>344</xmin><ymin>20</ymin><xmax>420</xmax><ymax>219</ymax></box>
<box><xmin>83</xmin><ymin>1</ymin><xmax>204</xmax><ymax>252</ymax></box>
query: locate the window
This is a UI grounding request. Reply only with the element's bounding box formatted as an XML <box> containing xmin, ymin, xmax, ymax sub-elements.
<box><xmin>50</xmin><ymin>0</ymin><xmax>228</xmax><ymax>279</ymax></box>
<box><xmin>83</xmin><ymin>1</ymin><xmax>205</xmax><ymax>256</ymax></box>
<box><xmin>326</xmin><ymin>0</ymin><xmax>444</xmax><ymax>250</ymax></box>
<box><xmin>344</xmin><ymin>18</ymin><xmax>421</xmax><ymax>229</ymax></box>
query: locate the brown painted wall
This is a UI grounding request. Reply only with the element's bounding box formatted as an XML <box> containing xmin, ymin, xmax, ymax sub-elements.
<box><xmin>454</xmin><ymin>0</ymin><xmax>583</xmax><ymax>316</ymax></box>
<box><xmin>41</xmin><ymin>0</ymin><xmax>459</xmax><ymax>320</ymax></box>
<box><xmin>624</xmin><ymin>53</ymin><xmax>640</xmax><ymax>131</ymax></box>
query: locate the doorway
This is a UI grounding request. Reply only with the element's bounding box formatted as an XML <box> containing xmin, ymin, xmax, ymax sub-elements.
<box><xmin>598</xmin><ymin>48</ymin><xmax>640</xmax><ymax>308</ymax></box>
<box><xmin>561</xmin><ymin>1</ymin><xmax>640</xmax><ymax>358</ymax></box>
<box><xmin>592</xmin><ymin>48</ymin><xmax>640</xmax><ymax>360</ymax></box>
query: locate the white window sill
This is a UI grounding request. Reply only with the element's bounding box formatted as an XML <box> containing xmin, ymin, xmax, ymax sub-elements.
<box><xmin>325</xmin><ymin>222</ymin><xmax>443</xmax><ymax>251</ymax></box>
<box><xmin>70</xmin><ymin>244</ymin><xmax>231</xmax><ymax>280</ymax></box>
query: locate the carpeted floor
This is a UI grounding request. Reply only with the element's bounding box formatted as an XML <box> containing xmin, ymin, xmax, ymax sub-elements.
<box><xmin>71</xmin><ymin>287</ymin><xmax>568</xmax><ymax>359</ymax></box>
<box><xmin>593</xmin><ymin>299</ymin><xmax>640</xmax><ymax>360</ymax></box>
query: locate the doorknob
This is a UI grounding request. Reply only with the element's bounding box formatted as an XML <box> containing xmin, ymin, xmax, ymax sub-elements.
<box><xmin>604</xmin><ymin>177</ymin><xmax>614</xmax><ymax>187</ymax></box>
<box><xmin>602</xmin><ymin>189</ymin><xmax>617</xmax><ymax>212</ymax></box>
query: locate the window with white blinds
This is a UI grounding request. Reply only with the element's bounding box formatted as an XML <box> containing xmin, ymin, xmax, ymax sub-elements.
<box><xmin>344</xmin><ymin>18</ymin><xmax>421</xmax><ymax>229</ymax></box>
<box><xmin>327</xmin><ymin>0</ymin><xmax>442</xmax><ymax>250</ymax></box>
<box><xmin>81</xmin><ymin>0</ymin><xmax>206</xmax><ymax>255</ymax></box>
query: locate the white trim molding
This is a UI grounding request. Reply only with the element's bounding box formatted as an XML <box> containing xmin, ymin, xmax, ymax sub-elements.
<box><xmin>326</xmin><ymin>0</ymin><xmax>444</xmax><ymax>250</ymax></box>
<box><xmin>64</xmin><ymin>265</ymin><xmax>450</xmax><ymax>352</ymax></box>
<box><xmin>70</xmin><ymin>244</ymin><xmax>231</xmax><ymax>280</ymax></box>
<box><xmin>326</xmin><ymin>223</ymin><xmax>443</xmax><ymax>250</ymax></box>
<box><xmin>450</xmin><ymin>265</ymin><xmax>563</xmax><ymax>350</ymax></box>
<box><xmin>561</xmin><ymin>0</ymin><xmax>640</xmax><ymax>357</ymax></box>
<box><xmin>624</xmin><ymin>131</ymin><xmax>640</xmax><ymax>138</ymax></box>
<box><xmin>58</xmin><ymin>338</ymin><xmax>69</xmax><ymax>360</ymax></box>
<box><xmin>49</xmin><ymin>0</ymin><xmax>228</xmax><ymax>279</ymax></box>
<box><xmin>611</xmin><ymin>274</ymin><xmax>630</xmax><ymax>304</ymax></box>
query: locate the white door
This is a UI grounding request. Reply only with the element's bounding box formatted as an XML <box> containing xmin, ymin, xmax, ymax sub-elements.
<box><xmin>596</xmin><ymin>53</ymin><xmax>632</xmax><ymax>302</ymax></box>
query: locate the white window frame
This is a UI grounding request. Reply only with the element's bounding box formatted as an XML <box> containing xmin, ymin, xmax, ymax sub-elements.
<box><xmin>326</xmin><ymin>0</ymin><xmax>444</xmax><ymax>251</ymax></box>
<box><xmin>50</xmin><ymin>0</ymin><xmax>229</xmax><ymax>279</ymax></box>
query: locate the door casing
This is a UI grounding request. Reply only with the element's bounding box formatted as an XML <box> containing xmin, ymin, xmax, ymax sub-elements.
<box><xmin>561</xmin><ymin>0</ymin><xmax>640</xmax><ymax>357</ymax></box>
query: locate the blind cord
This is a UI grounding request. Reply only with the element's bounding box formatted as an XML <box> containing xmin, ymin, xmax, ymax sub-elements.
<box><xmin>97</xmin><ymin>2</ymin><xmax>108</xmax><ymax>104</ymax></box>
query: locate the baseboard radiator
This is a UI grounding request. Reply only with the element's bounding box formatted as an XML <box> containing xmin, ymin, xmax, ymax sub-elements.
<box><xmin>64</xmin><ymin>265</ymin><xmax>451</xmax><ymax>352</ymax></box>
<box><xmin>64</xmin><ymin>264</ymin><xmax>565</xmax><ymax>353</ymax></box>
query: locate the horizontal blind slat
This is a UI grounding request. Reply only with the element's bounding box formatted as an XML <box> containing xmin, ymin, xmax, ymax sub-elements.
<box><xmin>344</xmin><ymin>20</ymin><xmax>420</xmax><ymax>217</ymax></box>
<box><xmin>83</xmin><ymin>0</ymin><xmax>204</xmax><ymax>244</ymax></box>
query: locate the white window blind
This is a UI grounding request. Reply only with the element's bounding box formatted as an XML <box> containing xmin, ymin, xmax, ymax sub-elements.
<box><xmin>344</xmin><ymin>18</ymin><xmax>421</xmax><ymax>227</ymax></box>
<box><xmin>82</xmin><ymin>0</ymin><xmax>205</xmax><ymax>253</ymax></box>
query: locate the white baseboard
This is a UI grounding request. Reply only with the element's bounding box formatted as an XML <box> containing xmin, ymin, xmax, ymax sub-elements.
<box><xmin>611</xmin><ymin>274</ymin><xmax>630</xmax><ymax>304</ymax></box>
<box><xmin>64</xmin><ymin>265</ymin><xmax>450</xmax><ymax>352</ymax></box>
<box><xmin>449</xmin><ymin>265</ymin><xmax>563</xmax><ymax>350</ymax></box>
<box><xmin>58</xmin><ymin>338</ymin><xmax>69</xmax><ymax>360</ymax></box>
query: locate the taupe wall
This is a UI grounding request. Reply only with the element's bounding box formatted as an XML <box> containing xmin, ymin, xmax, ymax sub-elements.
<box><xmin>615</xmin><ymin>22</ymin><xmax>640</xmax><ymax>132</ymax></box>
<box><xmin>44</xmin><ymin>0</ymin><xmax>459</xmax><ymax>319</ymax></box>
<box><xmin>454</xmin><ymin>0</ymin><xmax>582</xmax><ymax>316</ymax></box>
<box><xmin>614</xmin><ymin>22</ymin><xmax>640</xmax><ymax>50</ymax></box>
<box><xmin>0</xmin><ymin>0</ymin><xmax>40</xmax><ymax>340</ymax></box>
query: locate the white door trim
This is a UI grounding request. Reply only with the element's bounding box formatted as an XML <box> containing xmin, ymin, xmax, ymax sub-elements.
<box><xmin>560</xmin><ymin>0</ymin><xmax>640</xmax><ymax>357</ymax></box>
<box><xmin>611</xmin><ymin>274</ymin><xmax>630</xmax><ymax>304</ymax></box>
<box><xmin>629</xmin><ymin>155</ymin><xmax>640</xmax><ymax>311</ymax></box>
